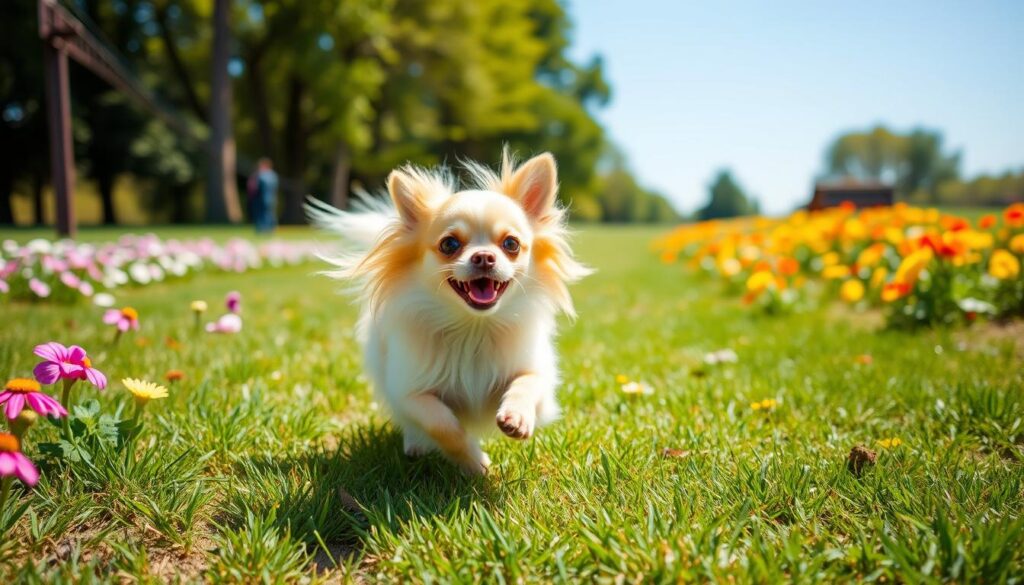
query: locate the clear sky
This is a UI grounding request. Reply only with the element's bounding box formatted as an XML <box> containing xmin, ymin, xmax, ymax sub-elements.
<box><xmin>567</xmin><ymin>1</ymin><xmax>1024</xmax><ymax>214</ymax></box>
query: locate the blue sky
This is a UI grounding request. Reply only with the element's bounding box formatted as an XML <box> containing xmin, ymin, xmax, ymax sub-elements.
<box><xmin>567</xmin><ymin>1</ymin><xmax>1024</xmax><ymax>214</ymax></box>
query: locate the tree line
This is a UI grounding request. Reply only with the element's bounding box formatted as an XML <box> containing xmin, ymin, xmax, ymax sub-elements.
<box><xmin>697</xmin><ymin>125</ymin><xmax>1022</xmax><ymax>220</ymax></box>
<box><xmin>0</xmin><ymin>0</ymin><xmax>679</xmax><ymax>226</ymax></box>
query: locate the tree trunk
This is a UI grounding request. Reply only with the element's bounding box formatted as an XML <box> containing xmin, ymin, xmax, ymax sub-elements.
<box><xmin>280</xmin><ymin>75</ymin><xmax>307</xmax><ymax>224</ymax></box>
<box><xmin>206</xmin><ymin>0</ymin><xmax>242</xmax><ymax>223</ymax></box>
<box><xmin>247</xmin><ymin>44</ymin><xmax>275</xmax><ymax>161</ymax></box>
<box><xmin>0</xmin><ymin>173</ymin><xmax>13</xmax><ymax>225</ymax></box>
<box><xmin>97</xmin><ymin>172</ymin><xmax>117</xmax><ymax>225</ymax></box>
<box><xmin>329</xmin><ymin>142</ymin><xmax>351</xmax><ymax>210</ymax></box>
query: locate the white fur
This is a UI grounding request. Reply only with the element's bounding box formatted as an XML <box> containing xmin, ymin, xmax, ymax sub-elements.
<box><xmin>308</xmin><ymin>154</ymin><xmax>585</xmax><ymax>475</ymax></box>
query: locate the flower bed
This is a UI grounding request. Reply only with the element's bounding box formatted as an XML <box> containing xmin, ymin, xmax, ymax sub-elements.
<box><xmin>0</xmin><ymin>234</ymin><xmax>326</xmax><ymax>306</ymax></box>
<box><xmin>655</xmin><ymin>203</ymin><xmax>1024</xmax><ymax>327</ymax></box>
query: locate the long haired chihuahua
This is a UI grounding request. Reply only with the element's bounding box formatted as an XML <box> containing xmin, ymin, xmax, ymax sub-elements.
<box><xmin>307</xmin><ymin>151</ymin><xmax>590</xmax><ymax>475</ymax></box>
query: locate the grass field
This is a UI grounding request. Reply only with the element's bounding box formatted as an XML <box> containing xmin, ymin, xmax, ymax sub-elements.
<box><xmin>1</xmin><ymin>225</ymin><xmax>1022</xmax><ymax>582</ymax></box>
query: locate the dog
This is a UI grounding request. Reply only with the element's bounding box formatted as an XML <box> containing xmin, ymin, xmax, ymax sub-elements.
<box><xmin>306</xmin><ymin>151</ymin><xmax>590</xmax><ymax>474</ymax></box>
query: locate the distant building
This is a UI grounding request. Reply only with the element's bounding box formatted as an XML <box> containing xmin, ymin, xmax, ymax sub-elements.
<box><xmin>808</xmin><ymin>181</ymin><xmax>894</xmax><ymax>211</ymax></box>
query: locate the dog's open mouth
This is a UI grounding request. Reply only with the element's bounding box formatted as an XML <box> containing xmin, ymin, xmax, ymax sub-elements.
<box><xmin>448</xmin><ymin>278</ymin><xmax>510</xmax><ymax>310</ymax></box>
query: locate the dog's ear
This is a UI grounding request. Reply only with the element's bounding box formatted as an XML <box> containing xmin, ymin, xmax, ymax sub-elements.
<box><xmin>388</xmin><ymin>169</ymin><xmax>428</xmax><ymax>226</ymax></box>
<box><xmin>509</xmin><ymin>153</ymin><xmax>558</xmax><ymax>222</ymax></box>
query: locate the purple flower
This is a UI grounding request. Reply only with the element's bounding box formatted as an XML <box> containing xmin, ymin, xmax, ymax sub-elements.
<box><xmin>33</xmin><ymin>342</ymin><xmax>107</xmax><ymax>390</ymax></box>
<box><xmin>0</xmin><ymin>378</ymin><xmax>67</xmax><ymax>419</ymax></box>
<box><xmin>226</xmin><ymin>291</ymin><xmax>241</xmax><ymax>314</ymax></box>
<box><xmin>103</xmin><ymin>307</ymin><xmax>140</xmax><ymax>332</ymax></box>
<box><xmin>0</xmin><ymin>433</ymin><xmax>39</xmax><ymax>487</ymax></box>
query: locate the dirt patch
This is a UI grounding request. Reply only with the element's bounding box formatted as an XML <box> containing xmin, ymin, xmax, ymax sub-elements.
<box><xmin>825</xmin><ymin>302</ymin><xmax>887</xmax><ymax>331</ymax></box>
<box><xmin>954</xmin><ymin>320</ymin><xmax>1024</xmax><ymax>361</ymax></box>
<box><xmin>847</xmin><ymin>445</ymin><xmax>877</xmax><ymax>477</ymax></box>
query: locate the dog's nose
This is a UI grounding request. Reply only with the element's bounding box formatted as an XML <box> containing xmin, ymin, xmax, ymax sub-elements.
<box><xmin>470</xmin><ymin>251</ymin><xmax>496</xmax><ymax>269</ymax></box>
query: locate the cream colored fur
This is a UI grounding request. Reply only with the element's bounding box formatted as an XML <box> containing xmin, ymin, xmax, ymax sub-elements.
<box><xmin>307</xmin><ymin>151</ymin><xmax>590</xmax><ymax>474</ymax></box>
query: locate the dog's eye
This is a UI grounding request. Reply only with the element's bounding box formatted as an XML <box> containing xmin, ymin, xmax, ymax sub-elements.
<box><xmin>502</xmin><ymin>236</ymin><xmax>520</xmax><ymax>254</ymax></box>
<box><xmin>439</xmin><ymin>236</ymin><xmax>461</xmax><ymax>256</ymax></box>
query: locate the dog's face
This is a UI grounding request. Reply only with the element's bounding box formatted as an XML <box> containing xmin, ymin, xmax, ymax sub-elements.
<box><xmin>423</xmin><ymin>191</ymin><xmax>532</xmax><ymax>313</ymax></box>
<box><xmin>365</xmin><ymin>153</ymin><xmax>588</xmax><ymax>320</ymax></box>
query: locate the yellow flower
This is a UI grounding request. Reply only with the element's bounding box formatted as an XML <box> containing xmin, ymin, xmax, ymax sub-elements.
<box><xmin>821</xmin><ymin>252</ymin><xmax>840</xmax><ymax>267</ymax></box>
<box><xmin>894</xmin><ymin>247</ymin><xmax>933</xmax><ymax>288</ymax></box>
<box><xmin>190</xmin><ymin>300</ymin><xmax>208</xmax><ymax>313</ymax></box>
<box><xmin>856</xmin><ymin>244</ymin><xmax>885</xmax><ymax>268</ymax></box>
<box><xmin>719</xmin><ymin>258</ymin><xmax>742</xmax><ymax>277</ymax></box>
<box><xmin>876</xmin><ymin>437</ymin><xmax>902</xmax><ymax>448</ymax></box>
<box><xmin>870</xmin><ymin>267</ymin><xmax>888</xmax><ymax>290</ymax></box>
<box><xmin>746</xmin><ymin>270</ymin><xmax>774</xmax><ymax>294</ymax></box>
<box><xmin>840</xmin><ymin>280</ymin><xmax>865</xmax><ymax>303</ymax></box>
<box><xmin>822</xmin><ymin>264</ymin><xmax>850</xmax><ymax>280</ymax></box>
<box><xmin>121</xmin><ymin>378</ymin><xmax>169</xmax><ymax>405</ymax></box>
<box><xmin>988</xmin><ymin>249</ymin><xmax>1020</xmax><ymax>280</ymax></box>
<box><xmin>1010</xmin><ymin>234</ymin><xmax>1024</xmax><ymax>255</ymax></box>
<box><xmin>615</xmin><ymin>374</ymin><xmax>629</xmax><ymax>384</ymax></box>
<box><xmin>751</xmin><ymin>398</ymin><xmax>777</xmax><ymax>411</ymax></box>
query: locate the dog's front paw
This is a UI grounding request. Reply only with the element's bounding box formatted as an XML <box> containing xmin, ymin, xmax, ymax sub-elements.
<box><xmin>496</xmin><ymin>407</ymin><xmax>535</xmax><ymax>440</ymax></box>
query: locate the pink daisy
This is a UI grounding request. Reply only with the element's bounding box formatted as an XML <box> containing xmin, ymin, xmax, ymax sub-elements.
<box><xmin>0</xmin><ymin>378</ymin><xmax>67</xmax><ymax>420</ymax></box>
<box><xmin>0</xmin><ymin>433</ymin><xmax>39</xmax><ymax>487</ymax></box>
<box><xmin>33</xmin><ymin>342</ymin><xmax>108</xmax><ymax>389</ymax></box>
<box><xmin>103</xmin><ymin>307</ymin><xmax>140</xmax><ymax>332</ymax></box>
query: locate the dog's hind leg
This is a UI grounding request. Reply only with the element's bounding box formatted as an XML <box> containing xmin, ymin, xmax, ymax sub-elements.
<box><xmin>396</xmin><ymin>393</ymin><xmax>490</xmax><ymax>476</ymax></box>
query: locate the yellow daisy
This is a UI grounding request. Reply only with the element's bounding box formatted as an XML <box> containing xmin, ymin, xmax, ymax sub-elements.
<box><xmin>122</xmin><ymin>378</ymin><xmax>169</xmax><ymax>405</ymax></box>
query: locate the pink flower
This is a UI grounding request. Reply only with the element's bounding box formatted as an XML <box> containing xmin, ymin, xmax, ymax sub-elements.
<box><xmin>60</xmin><ymin>271</ymin><xmax>81</xmax><ymax>288</ymax></box>
<box><xmin>29</xmin><ymin>278</ymin><xmax>50</xmax><ymax>298</ymax></box>
<box><xmin>226</xmin><ymin>291</ymin><xmax>241</xmax><ymax>314</ymax></box>
<box><xmin>33</xmin><ymin>342</ymin><xmax>107</xmax><ymax>389</ymax></box>
<box><xmin>206</xmin><ymin>313</ymin><xmax>242</xmax><ymax>334</ymax></box>
<box><xmin>103</xmin><ymin>307</ymin><xmax>140</xmax><ymax>332</ymax></box>
<box><xmin>0</xmin><ymin>433</ymin><xmax>39</xmax><ymax>487</ymax></box>
<box><xmin>0</xmin><ymin>378</ymin><xmax>67</xmax><ymax>419</ymax></box>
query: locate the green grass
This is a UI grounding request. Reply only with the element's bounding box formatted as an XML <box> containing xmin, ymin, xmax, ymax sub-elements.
<box><xmin>1</xmin><ymin>225</ymin><xmax>1022</xmax><ymax>582</ymax></box>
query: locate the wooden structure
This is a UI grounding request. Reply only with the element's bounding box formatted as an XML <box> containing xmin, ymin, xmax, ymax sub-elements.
<box><xmin>808</xmin><ymin>181</ymin><xmax>894</xmax><ymax>211</ymax></box>
<box><xmin>38</xmin><ymin>0</ymin><xmax>201</xmax><ymax>237</ymax></box>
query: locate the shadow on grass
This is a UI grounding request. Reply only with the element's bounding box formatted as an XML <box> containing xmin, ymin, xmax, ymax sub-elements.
<box><xmin>222</xmin><ymin>423</ymin><xmax>492</xmax><ymax>570</ymax></box>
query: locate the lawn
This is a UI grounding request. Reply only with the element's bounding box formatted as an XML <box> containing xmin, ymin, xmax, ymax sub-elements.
<box><xmin>1</xmin><ymin>225</ymin><xmax>1022</xmax><ymax>582</ymax></box>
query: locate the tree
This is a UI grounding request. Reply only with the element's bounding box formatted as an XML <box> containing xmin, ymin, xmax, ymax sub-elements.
<box><xmin>698</xmin><ymin>170</ymin><xmax>755</xmax><ymax>220</ymax></box>
<box><xmin>206</xmin><ymin>0</ymin><xmax>242</xmax><ymax>223</ymax></box>
<box><xmin>825</xmin><ymin>125</ymin><xmax>960</xmax><ymax>202</ymax></box>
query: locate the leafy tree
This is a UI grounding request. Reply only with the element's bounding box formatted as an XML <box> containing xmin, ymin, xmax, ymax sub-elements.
<box><xmin>698</xmin><ymin>170</ymin><xmax>755</xmax><ymax>220</ymax></box>
<box><xmin>825</xmin><ymin>125</ymin><xmax>960</xmax><ymax>202</ymax></box>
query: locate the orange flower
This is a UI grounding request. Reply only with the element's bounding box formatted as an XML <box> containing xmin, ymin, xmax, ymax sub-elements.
<box><xmin>978</xmin><ymin>214</ymin><xmax>996</xmax><ymax>230</ymax></box>
<box><xmin>777</xmin><ymin>257</ymin><xmax>799</xmax><ymax>276</ymax></box>
<box><xmin>1010</xmin><ymin>234</ymin><xmax>1024</xmax><ymax>255</ymax></box>
<box><xmin>882</xmin><ymin>282</ymin><xmax>911</xmax><ymax>302</ymax></box>
<box><xmin>164</xmin><ymin>370</ymin><xmax>186</xmax><ymax>382</ymax></box>
<box><xmin>1005</xmin><ymin>203</ymin><xmax>1024</xmax><ymax>228</ymax></box>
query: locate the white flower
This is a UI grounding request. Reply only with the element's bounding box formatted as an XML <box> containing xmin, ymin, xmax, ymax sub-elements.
<box><xmin>621</xmin><ymin>381</ymin><xmax>654</xmax><ymax>395</ymax></box>
<box><xmin>129</xmin><ymin>262</ymin><xmax>151</xmax><ymax>284</ymax></box>
<box><xmin>704</xmin><ymin>348</ymin><xmax>739</xmax><ymax>365</ymax></box>
<box><xmin>93</xmin><ymin>292</ymin><xmax>116</xmax><ymax>307</ymax></box>
<box><xmin>957</xmin><ymin>297</ymin><xmax>996</xmax><ymax>315</ymax></box>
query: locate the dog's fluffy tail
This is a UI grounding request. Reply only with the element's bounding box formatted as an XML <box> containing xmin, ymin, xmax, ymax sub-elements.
<box><xmin>305</xmin><ymin>194</ymin><xmax>396</xmax><ymax>251</ymax></box>
<box><xmin>305</xmin><ymin>194</ymin><xmax>397</xmax><ymax>283</ymax></box>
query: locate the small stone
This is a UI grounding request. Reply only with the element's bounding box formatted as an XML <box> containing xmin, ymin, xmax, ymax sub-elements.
<box><xmin>847</xmin><ymin>445</ymin><xmax>877</xmax><ymax>476</ymax></box>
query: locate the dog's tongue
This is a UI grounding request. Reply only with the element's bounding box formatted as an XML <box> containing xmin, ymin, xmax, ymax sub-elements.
<box><xmin>468</xmin><ymin>279</ymin><xmax>498</xmax><ymax>304</ymax></box>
